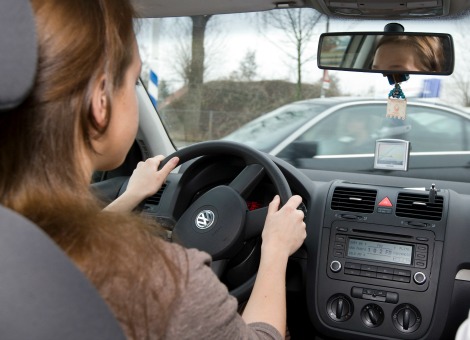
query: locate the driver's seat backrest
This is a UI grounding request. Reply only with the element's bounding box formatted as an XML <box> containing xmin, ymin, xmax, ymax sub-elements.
<box><xmin>0</xmin><ymin>206</ymin><xmax>126</xmax><ymax>340</ymax></box>
<box><xmin>0</xmin><ymin>1</ymin><xmax>125</xmax><ymax>339</ymax></box>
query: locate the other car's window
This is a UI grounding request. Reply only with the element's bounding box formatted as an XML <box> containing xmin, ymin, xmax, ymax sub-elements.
<box><xmin>222</xmin><ymin>102</ymin><xmax>329</xmax><ymax>152</ymax></box>
<box><xmin>275</xmin><ymin>103</ymin><xmax>470</xmax><ymax>158</ymax></box>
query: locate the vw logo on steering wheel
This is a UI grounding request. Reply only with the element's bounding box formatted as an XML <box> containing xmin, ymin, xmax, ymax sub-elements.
<box><xmin>195</xmin><ymin>210</ymin><xmax>215</xmax><ymax>230</ymax></box>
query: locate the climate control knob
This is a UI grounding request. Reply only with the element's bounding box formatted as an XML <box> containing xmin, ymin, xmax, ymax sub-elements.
<box><xmin>327</xmin><ymin>294</ymin><xmax>353</xmax><ymax>322</ymax></box>
<box><xmin>392</xmin><ymin>304</ymin><xmax>421</xmax><ymax>333</ymax></box>
<box><xmin>361</xmin><ymin>304</ymin><xmax>384</xmax><ymax>328</ymax></box>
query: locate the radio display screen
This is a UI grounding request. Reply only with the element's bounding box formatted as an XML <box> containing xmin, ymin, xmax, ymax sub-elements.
<box><xmin>347</xmin><ymin>238</ymin><xmax>413</xmax><ymax>265</ymax></box>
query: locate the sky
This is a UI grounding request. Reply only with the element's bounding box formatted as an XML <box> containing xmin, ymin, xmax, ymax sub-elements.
<box><xmin>136</xmin><ymin>11</ymin><xmax>470</xmax><ymax>105</ymax></box>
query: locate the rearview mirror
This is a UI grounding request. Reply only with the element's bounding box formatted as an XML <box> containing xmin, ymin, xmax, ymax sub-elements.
<box><xmin>318</xmin><ymin>32</ymin><xmax>454</xmax><ymax>75</ymax></box>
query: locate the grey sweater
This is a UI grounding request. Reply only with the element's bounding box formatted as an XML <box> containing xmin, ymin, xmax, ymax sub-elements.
<box><xmin>164</xmin><ymin>242</ymin><xmax>283</xmax><ymax>340</ymax></box>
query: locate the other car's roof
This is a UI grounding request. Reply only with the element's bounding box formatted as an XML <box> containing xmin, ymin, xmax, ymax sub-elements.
<box><xmin>132</xmin><ymin>0</ymin><xmax>470</xmax><ymax>19</ymax></box>
<box><xmin>264</xmin><ymin>96</ymin><xmax>468</xmax><ymax>112</ymax></box>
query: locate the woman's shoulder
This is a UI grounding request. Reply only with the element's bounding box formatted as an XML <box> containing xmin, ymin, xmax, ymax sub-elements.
<box><xmin>156</xmin><ymin>237</ymin><xmax>212</xmax><ymax>270</ymax></box>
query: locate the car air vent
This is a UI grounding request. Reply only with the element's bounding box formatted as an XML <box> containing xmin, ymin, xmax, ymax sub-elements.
<box><xmin>396</xmin><ymin>193</ymin><xmax>443</xmax><ymax>221</ymax></box>
<box><xmin>136</xmin><ymin>139</ymin><xmax>151</xmax><ymax>159</ymax></box>
<box><xmin>331</xmin><ymin>187</ymin><xmax>377</xmax><ymax>213</ymax></box>
<box><xmin>146</xmin><ymin>182</ymin><xmax>167</xmax><ymax>206</ymax></box>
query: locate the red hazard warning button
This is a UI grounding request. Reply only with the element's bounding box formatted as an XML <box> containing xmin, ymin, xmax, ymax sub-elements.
<box><xmin>378</xmin><ymin>197</ymin><xmax>393</xmax><ymax>207</ymax></box>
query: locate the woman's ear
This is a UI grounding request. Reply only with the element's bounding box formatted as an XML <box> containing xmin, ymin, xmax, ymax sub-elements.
<box><xmin>91</xmin><ymin>74</ymin><xmax>108</xmax><ymax>129</ymax></box>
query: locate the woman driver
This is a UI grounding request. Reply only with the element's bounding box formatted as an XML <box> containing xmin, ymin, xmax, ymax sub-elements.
<box><xmin>372</xmin><ymin>35</ymin><xmax>445</xmax><ymax>72</ymax></box>
<box><xmin>0</xmin><ymin>0</ymin><xmax>306</xmax><ymax>339</ymax></box>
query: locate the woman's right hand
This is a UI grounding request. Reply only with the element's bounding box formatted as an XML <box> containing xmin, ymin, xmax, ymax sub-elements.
<box><xmin>242</xmin><ymin>194</ymin><xmax>307</xmax><ymax>335</ymax></box>
<box><xmin>261</xmin><ymin>195</ymin><xmax>307</xmax><ymax>259</ymax></box>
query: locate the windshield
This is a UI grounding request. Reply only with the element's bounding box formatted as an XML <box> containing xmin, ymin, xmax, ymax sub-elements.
<box><xmin>223</xmin><ymin>102</ymin><xmax>328</xmax><ymax>152</ymax></box>
<box><xmin>136</xmin><ymin>11</ymin><xmax>470</xmax><ymax>183</ymax></box>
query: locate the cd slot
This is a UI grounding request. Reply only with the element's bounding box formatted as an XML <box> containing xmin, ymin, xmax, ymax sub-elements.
<box><xmin>351</xmin><ymin>228</ymin><xmax>413</xmax><ymax>240</ymax></box>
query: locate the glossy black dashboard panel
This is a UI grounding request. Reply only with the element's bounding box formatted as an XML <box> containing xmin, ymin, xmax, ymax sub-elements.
<box><xmin>296</xmin><ymin>167</ymin><xmax>470</xmax><ymax>340</ymax></box>
<box><xmin>95</xmin><ymin>155</ymin><xmax>470</xmax><ymax>340</ymax></box>
<box><xmin>310</xmin><ymin>181</ymin><xmax>445</xmax><ymax>339</ymax></box>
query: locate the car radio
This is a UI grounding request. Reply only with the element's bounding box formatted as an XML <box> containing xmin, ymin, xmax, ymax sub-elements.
<box><xmin>327</xmin><ymin>221</ymin><xmax>434</xmax><ymax>291</ymax></box>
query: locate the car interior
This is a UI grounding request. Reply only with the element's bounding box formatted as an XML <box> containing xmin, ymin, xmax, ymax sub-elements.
<box><xmin>0</xmin><ymin>0</ymin><xmax>126</xmax><ymax>339</ymax></box>
<box><xmin>5</xmin><ymin>0</ymin><xmax>470</xmax><ymax>339</ymax></box>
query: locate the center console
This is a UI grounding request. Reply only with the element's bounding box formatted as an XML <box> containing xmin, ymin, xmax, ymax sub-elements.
<box><xmin>314</xmin><ymin>181</ymin><xmax>447</xmax><ymax>339</ymax></box>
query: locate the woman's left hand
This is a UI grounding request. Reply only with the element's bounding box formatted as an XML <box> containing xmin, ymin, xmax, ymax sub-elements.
<box><xmin>104</xmin><ymin>155</ymin><xmax>179</xmax><ymax>212</ymax></box>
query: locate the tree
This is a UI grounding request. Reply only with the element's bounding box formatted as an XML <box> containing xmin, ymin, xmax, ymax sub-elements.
<box><xmin>158</xmin><ymin>79</ymin><xmax>170</xmax><ymax>103</ymax></box>
<box><xmin>172</xmin><ymin>19</ymin><xmax>193</xmax><ymax>84</ymax></box>
<box><xmin>180</xmin><ymin>15</ymin><xmax>212</xmax><ymax>141</ymax></box>
<box><xmin>445</xmin><ymin>21</ymin><xmax>470</xmax><ymax>106</ymax></box>
<box><xmin>259</xmin><ymin>9</ymin><xmax>324</xmax><ymax>100</ymax></box>
<box><xmin>230</xmin><ymin>50</ymin><xmax>258</xmax><ymax>81</ymax></box>
<box><xmin>161</xmin><ymin>15</ymin><xmax>214</xmax><ymax>140</ymax></box>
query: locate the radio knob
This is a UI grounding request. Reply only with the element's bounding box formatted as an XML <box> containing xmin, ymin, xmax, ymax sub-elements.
<box><xmin>413</xmin><ymin>272</ymin><xmax>426</xmax><ymax>285</ymax></box>
<box><xmin>330</xmin><ymin>260</ymin><xmax>342</xmax><ymax>273</ymax></box>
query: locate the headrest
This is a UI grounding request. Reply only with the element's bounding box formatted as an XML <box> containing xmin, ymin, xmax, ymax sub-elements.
<box><xmin>0</xmin><ymin>0</ymin><xmax>37</xmax><ymax>111</ymax></box>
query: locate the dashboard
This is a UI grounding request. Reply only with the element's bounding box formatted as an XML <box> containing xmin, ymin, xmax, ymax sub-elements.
<box><xmin>310</xmin><ymin>181</ymin><xmax>444</xmax><ymax>339</ymax></box>
<box><xmin>298</xmin><ymin>167</ymin><xmax>470</xmax><ymax>340</ymax></box>
<box><xmin>103</xmin><ymin>152</ymin><xmax>470</xmax><ymax>340</ymax></box>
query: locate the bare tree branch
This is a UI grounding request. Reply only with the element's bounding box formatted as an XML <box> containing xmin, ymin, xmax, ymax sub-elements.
<box><xmin>258</xmin><ymin>8</ymin><xmax>324</xmax><ymax>100</ymax></box>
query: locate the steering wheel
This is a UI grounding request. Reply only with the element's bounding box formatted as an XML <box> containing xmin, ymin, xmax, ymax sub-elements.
<box><xmin>159</xmin><ymin>141</ymin><xmax>292</xmax><ymax>300</ymax></box>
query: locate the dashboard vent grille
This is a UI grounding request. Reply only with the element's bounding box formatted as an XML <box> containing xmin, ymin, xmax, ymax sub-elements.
<box><xmin>146</xmin><ymin>182</ymin><xmax>167</xmax><ymax>206</ymax></box>
<box><xmin>331</xmin><ymin>187</ymin><xmax>377</xmax><ymax>213</ymax></box>
<box><xmin>396</xmin><ymin>193</ymin><xmax>443</xmax><ymax>221</ymax></box>
<box><xmin>136</xmin><ymin>139</ymin><xmax>151</xmax><ymax>159</ymax></box>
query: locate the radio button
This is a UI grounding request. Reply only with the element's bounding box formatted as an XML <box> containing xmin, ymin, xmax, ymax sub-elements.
<box><xmin>345</xmin><ymin>262</ymin><xmax>361</xmax><ymax>270</ymax></box>
<box><xmin>414</xmin><ymin>272</ymin><xmax>427</xmax><ymax>285</ymax></box>
<box><xmin>415</xmin><ymin>261</ymin><xmax>426</xmax><ymax>268</ymax></box>
<box><xmin>415</xmin><ymin>253</ymin><xmax>427</xmax><ymax>260</ymax></box>
<box><xmin>393</xmin><ymin>275</ymin><xmax>411</xmax><ymax>283</ymax></box>
<box><xmin>377</xmin><ymin>273</ymin><xmax>393</xmax><ymax>280</ymax></box>
<box><xmin>361</xmin><ymin>264</ymin><xmax>377</xmax><ymax>272</ymax></box>
<box><xmin>345</xmin><ymin>268</ymin><xmax>360</xmax><ymax>276</ymax></box>
<box><xmin>377</xmin><ymin>266</ymin><xmax>394</xmax><ymax>275</ymax></box>
<box><xmin>393</xmin><ymin>269</ymin><xmax>411</xmax><ymax>277</ymax></box>
<box><xmin>361</xmin><ymin>271</ymin><xmax>377</xmax><ymax>278</ymax></box>
<box><xmin>334</xmin><ymin>250</ymin><xmax>344</xmax><ymax>258</ymax></box>
<box><xmin>334</xmin><ymin>243</ymin><xmax>345</xmax><ymax>250</ymax></box>
<box><xmin>330</xmin><ymin>260</ymin><xmax>342</xmax><ymax>273</ymax></box>
<box><xmin>416</xmin><ymin>237</ymin><xmax>429</xmax><ymax>242</ymax></box>
<box><xmin>335</xmin><ymin>235</ymin><xmax>346</xmax><ymax>242</ymax></box>
<box><xmin>416</xmin><ymin>245</ymin><xmax>428</xmax><ymax>252</ymax></box>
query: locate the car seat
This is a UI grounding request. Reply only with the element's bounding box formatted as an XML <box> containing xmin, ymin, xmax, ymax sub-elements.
<box><xmin>0</xmin><ymin>1</ymin><xmax>125</xmax><ymax>339</ymax></box>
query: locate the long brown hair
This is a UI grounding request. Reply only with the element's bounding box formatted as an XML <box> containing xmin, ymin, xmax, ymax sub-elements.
<box><xmin>0</xmin><ymin>0</ymin><xmax>182</xmax><ymax>337</ymax></box>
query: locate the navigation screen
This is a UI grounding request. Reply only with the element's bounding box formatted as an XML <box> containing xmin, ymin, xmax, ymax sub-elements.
<box><xmin>347</xmin><ymin>238</ymin><xmax>413</xmax><ymax>265</ymax></box>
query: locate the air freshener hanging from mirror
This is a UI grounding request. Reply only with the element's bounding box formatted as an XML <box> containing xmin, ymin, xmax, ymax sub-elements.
<box><xmin>386</xmin><ymin>83</ymin><xmax>407</xmax><ymax>120</ymax></box>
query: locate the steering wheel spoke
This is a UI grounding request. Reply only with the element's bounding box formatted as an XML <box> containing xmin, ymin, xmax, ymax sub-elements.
<box><xmin>244</xmin><ymin>207</ymin><xmax>268</xmax><ymax>240</ymax></box>
<box><xmin>229</xmin><ymin>164</ymin><xmax>265</xmax><ymax>199</ymax></box>
<box><xmin>211</xmin><ymin>259</ymin><xmax>228</xmax><ymax>279</ymax></box>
